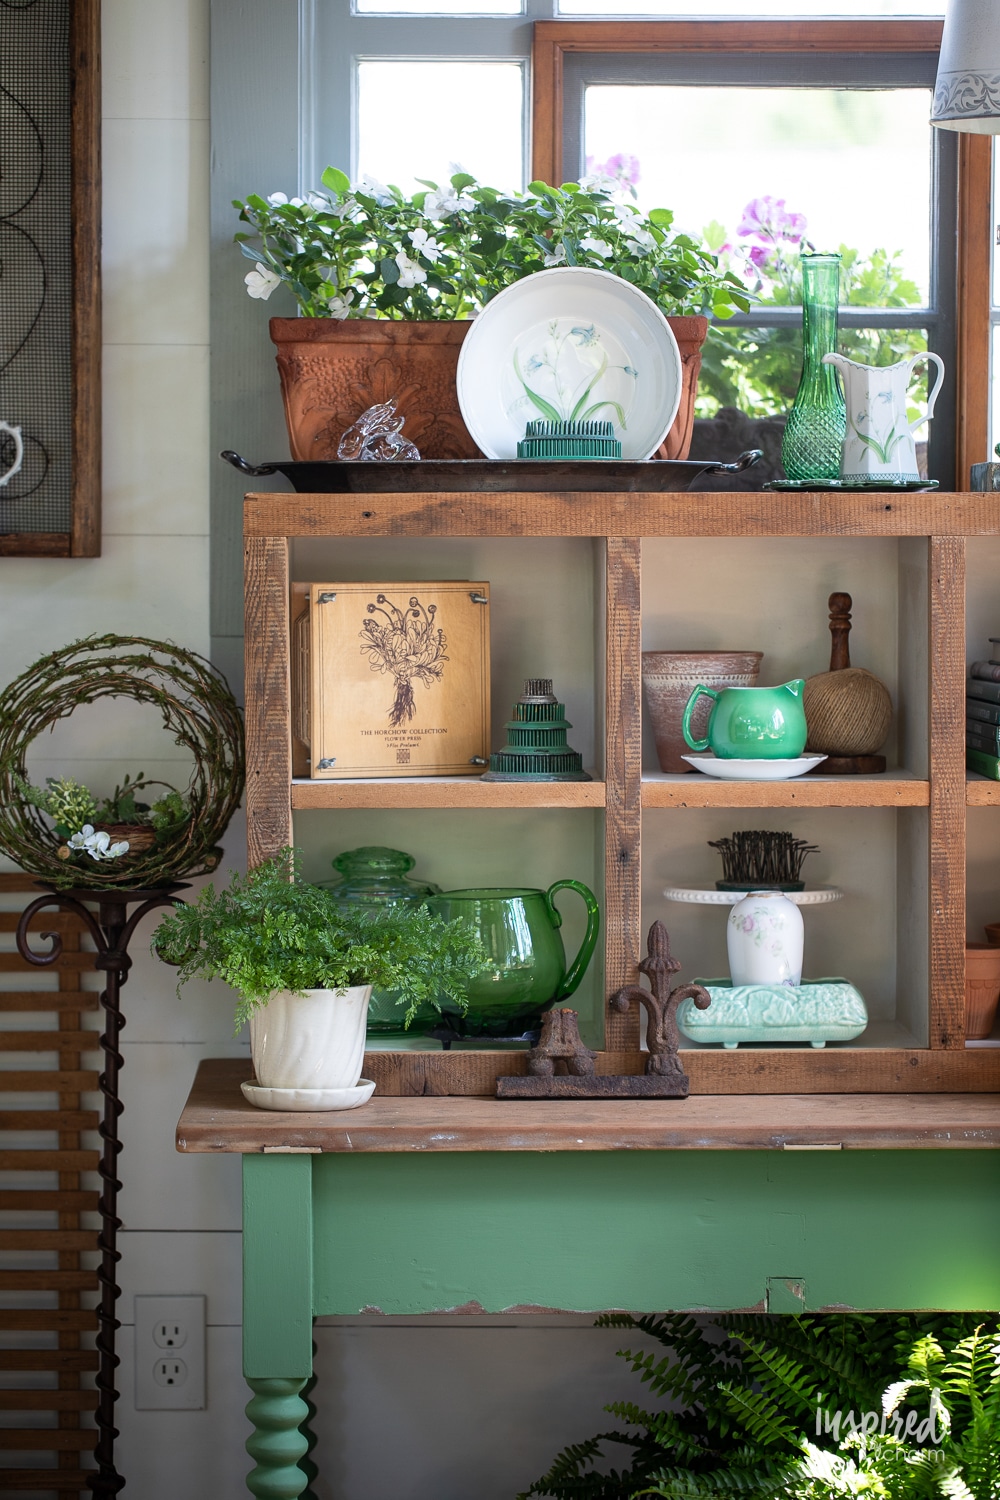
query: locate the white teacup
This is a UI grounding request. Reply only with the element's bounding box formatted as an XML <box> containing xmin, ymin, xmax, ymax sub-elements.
<box><xmin>0</xmin><ymin>422</ymin><xmax>24</xmax><ymax>488</ymax></box>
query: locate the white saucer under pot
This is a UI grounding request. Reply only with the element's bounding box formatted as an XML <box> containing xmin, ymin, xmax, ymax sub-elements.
<box><xmin>241</xmin><ymin>1079</ymin><xmax>376</xmax><ymax>1112</ymax></box>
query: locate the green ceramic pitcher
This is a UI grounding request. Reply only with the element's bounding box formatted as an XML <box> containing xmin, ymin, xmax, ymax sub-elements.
<box><xmin>427</xmin><ymin>881</ymin><xmax>600</xmax><ymax>1036</ymax></box>
<box><xmin>682</xmin><ymin>679</ymin><xmax>808</xmax><ymax>759</ymax></box>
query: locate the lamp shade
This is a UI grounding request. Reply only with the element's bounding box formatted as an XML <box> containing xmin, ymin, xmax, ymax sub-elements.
<box><xmin>931</xmin><ymin>0</ymin><xmax>1000</xmax><ymax>133</ymax></box>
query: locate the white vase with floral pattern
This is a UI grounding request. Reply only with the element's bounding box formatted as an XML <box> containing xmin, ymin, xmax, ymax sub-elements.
<box><xmin>727</xmin><ymin>890</ymin><xmax>804</xmax><ymax>987</ymax></box>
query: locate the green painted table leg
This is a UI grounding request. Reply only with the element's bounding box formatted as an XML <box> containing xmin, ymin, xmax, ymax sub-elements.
<box><xmin>245</xmin><ymin>1378</ymin><xmax>311</xmax><ymax>1499</ymax></box>
<box><xmin>243</xmin><ymin>1155</ymin><xmax>315</xmax><ymax>1499</ymax></box>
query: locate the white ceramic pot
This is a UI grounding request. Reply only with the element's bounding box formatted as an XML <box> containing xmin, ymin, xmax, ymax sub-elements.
<box><xmin>727</xmin><ymin>891</ymin><xmax>804</xmax><ymax>987</ymax></box>
<box><xmin>249</xmin><ymin>986</ymin><xmax>372</xmax><ymax>1090</ymax></box>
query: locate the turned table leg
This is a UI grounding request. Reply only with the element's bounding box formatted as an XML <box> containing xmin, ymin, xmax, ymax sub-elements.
<box><xmin>243</xmin><ymin>1154</ymin><xmax>316</xmax><ymax>1499</ymax></box>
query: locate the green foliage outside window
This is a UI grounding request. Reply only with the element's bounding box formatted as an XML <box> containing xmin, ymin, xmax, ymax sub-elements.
<box><xmin>696</xmin><ymin>197</ymin><xmax>928</xmax><ymax>422</ymax></box>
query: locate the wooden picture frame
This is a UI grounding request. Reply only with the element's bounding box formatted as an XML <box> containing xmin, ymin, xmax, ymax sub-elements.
<box><xmin>530</xmin><ymin>18</ymin><xmax>990</xmax><ymax>491</ymax></box>
<box><xmin>0</xmin><ymin>0</ymin><xmax>101</xmax><ymax>559</ymax></box>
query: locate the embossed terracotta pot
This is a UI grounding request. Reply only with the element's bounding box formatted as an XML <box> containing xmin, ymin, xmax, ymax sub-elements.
<box><xmin>643</xmin><ymin>649</ymin><xmax>763</xmax><ymax>773</ymax></box>
<box><xmin>655</xmin><ymin>315</ymin><xmax>709</xmax><ymax>462</ymax></box>
<box><xmin>965</xmin><ymin>944</ymin><xmax>1000</xmax><ymax>1040</ymax></box>
<box><xmin>270</xmin><ymin>313</ymin><xmax>706</xmax><ymax>463</ymax></box>
<box><xmin>270</xmin><ymin>318</ymin><xmax>480</xmax><ymax>461</ymax></box>
<box><xmin>249</xmin><ymin>985</ymin><xmax>371</xmax><ymax>1089</ymax></box>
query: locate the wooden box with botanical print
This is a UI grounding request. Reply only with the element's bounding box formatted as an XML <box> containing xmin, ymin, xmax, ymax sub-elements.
<box><xmin>291</xmin><ymin>581</ymin><xmax>490</xmax><ymax>778</ymax></box>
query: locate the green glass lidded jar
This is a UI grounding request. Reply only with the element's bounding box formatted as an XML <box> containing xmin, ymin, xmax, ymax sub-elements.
<box><xmin>321</xmin><ymin>847</ymin><xmax>442</xmax><ymax>1034</ymax></box>
<box><xmin>781</xmin><ymin>253</ymin><xmax>847</xmax><ymax>483</ymax></box>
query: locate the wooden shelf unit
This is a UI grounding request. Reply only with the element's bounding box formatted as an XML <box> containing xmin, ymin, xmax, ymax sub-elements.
<box><xmin>243</xmin><ymin>488</ymin><xmax>1000</xmax><ymax>1095</ymax></box>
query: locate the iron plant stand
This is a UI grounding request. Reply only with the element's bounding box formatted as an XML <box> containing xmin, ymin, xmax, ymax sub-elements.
<box><xmin>16</xmin><ymin>883</ymin><xmax>187</xmax><ymax>1500</ymax></box>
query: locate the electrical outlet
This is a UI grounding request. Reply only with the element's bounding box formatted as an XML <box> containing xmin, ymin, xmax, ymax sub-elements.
<box><xmin>135</xmin><ymin>1295</ymin><xmax>206</xmax><ymax>1410</ymax></box>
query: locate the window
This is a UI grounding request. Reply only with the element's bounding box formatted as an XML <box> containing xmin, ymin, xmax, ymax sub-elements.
<box><xmin>532</xmin><ymin>17</ymin><xmax>994</xmax><ymax>484</ymax></box>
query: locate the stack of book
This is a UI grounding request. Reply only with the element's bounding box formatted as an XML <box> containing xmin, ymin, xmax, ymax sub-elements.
<box><xmin>967</xmin><ymin>648</ymin><xmax>1000</xmax><ymax>778</ymax></box>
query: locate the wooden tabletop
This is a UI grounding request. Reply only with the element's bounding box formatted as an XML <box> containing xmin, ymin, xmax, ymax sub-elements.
<box><xmin>177</xmin><ymin>1059</ymin><xmax>1000</xmax><ymax>1154</ymax></box>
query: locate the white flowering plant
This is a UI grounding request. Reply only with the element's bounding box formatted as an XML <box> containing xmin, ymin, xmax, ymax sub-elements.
<box><xmin>233</xmin><ymin>167</ymin><xmax>750</xmax><ymax>322</ymax></box>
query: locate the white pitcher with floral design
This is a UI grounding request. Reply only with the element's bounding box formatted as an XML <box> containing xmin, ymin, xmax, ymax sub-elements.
<box><xmin>727</xmin><ymin>890</ymin><xmax>804</xmax><ymax>988</ymax></box>
<box><xmin>821</xmin><ymin>351</ymin><xmax>945</xmax><ymax>483</ymax></box>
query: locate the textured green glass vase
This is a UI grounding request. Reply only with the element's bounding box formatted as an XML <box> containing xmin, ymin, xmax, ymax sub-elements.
<box><xmin>321</xmin><ymin>846</ymin><xmax>442</xmax><ymax>1035</ymax></box>
<box><xmin>781</xmin><ymin>253</ymin><xmax>847</xmax><ymax>483</ymax></box>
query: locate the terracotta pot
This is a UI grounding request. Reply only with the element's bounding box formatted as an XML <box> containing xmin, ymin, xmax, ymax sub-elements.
<box><xmin>965</xmin><ymin>942</ymin><xmax>1000</xmax><ymax>1038</ymax></box>
<box><xmin>655</xmin><ymin>315</ymin><xmax>709</xmax><ymax>461</ymax></box>
<box><xmin>270</xmin><ymin>318</ymin><xmax>480</xmax><ymax>461</ymax></box>
<box><xmin>269</xmin><ymin>312</ymin><xmax>706</xmax><ymax>464</ymax></box>
<box><xmin>642</xmin><ymin>650</ymin><xmax>763</xmax><ymax>773</ymax></box>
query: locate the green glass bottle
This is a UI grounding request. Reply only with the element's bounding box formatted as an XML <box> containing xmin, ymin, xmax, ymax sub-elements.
<box><xmin>781</xmin><ymin>253</ymin><xmax>847</xmax><ymax>483</ymax></box>
<box><xmin>321</xmin><ymin>847</ymin><xmax>442</xmax><ymax>1034</ymax></box>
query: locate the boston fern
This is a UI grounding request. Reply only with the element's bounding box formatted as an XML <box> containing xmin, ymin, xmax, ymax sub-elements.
<box><xmin>151</xmin><ymin>849</ymin><xmax>490</xmax><ymax>1030</ymax></box>
<box><xmin>793</xmin><ymin>1325</ymin><xmax>1000</xmax><ymax>1500</ymax></box>
<box><xmin>520</xmin><ymin>1313</ymin><xmax>990</xmax><ymax>1500</ymax></box>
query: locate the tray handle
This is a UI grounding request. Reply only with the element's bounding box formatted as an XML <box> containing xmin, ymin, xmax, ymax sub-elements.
<box><xmin>700</xmin><ymin>449</ymin><xmax>763</xmax><ymax>476</ymax></box>
<box><xmin>220</xmin><ymin>450</ymin><xmax>279</xmax><ymax>477</ymax></box>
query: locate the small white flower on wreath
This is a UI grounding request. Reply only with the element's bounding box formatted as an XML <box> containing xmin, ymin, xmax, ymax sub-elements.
<box><xmin>408</xmin><ymin>227</ymin><xmax>442</xmax><ymax>264</ymax></box>
<box><xmin>579</xmin><ymin>235</ymin><xmax>612</xmax><ymax>259</ymax></box>
<box><xmin>394</xmin><ymin>251</ymin><xmax>427</xmax><ymax>289</ymax></box>
<box><xmin>244</xmin><ymin>262</ymin><xmax>282</xmax><ymax>300</ymax></box>
<box><xmin>66</xmin><ymin>825</ymin><xmax>130</xmax><ymax>862</ymax></box>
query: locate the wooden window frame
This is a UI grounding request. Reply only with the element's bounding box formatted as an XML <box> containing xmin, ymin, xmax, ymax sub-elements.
<box><xmin>531</xmin><ymin>19</ymin><xmax>990</xmax><ymax>489</ymax></box>
<box><xmin>1</xmin><ymin>0</ymin><xmax>101</xmax><ymax>559</ymax></box>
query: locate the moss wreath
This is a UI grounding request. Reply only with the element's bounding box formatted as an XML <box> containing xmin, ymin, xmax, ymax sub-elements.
<box><xmin>0</xmin><ymin>635</ymin><xmax>245</xmax><ymax>890</ymax></box>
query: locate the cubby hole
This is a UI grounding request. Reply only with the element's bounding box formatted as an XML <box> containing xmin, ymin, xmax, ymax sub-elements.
<box><xmin>293</xmin><ymin>806</ymin><xmax>605</xmax><ymax>1049</ymax></box>
<box><xmin>640</xmin><ymin>536</ymin><xmax>929</xmax><ymax>780</ymax></box>
<box><xmin>965</xmin><ymin>533</ymin><xmax>1000</xmax><ymax>787</ymax></box>
<box><xmin>290</xmin><ymin>536</ymin><xmax>602</xmax><ymax>781</ymax></box>
<box><xmin>965</xmin><ymin>806</ymin><xmax>1000</xmax><ymax>1047</ymax></box>
<box><xmin>641</xmin><ymin>805</ymin><xmax>929</xmax><ymax>1049</ymax></box>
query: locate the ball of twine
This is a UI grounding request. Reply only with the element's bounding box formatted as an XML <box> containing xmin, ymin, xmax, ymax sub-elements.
<box><xmin>804</xmin><ymin>668</ymin><xmax>892</xmax><ymax>756</ymax></box>
<box><xmin>0</xmin><ymin>634</ymin><xmax>245</xmax><ymax>889</ymax></box>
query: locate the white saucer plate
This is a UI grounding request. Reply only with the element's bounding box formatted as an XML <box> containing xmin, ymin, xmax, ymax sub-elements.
<box><xmin>241</xmin><ymin>1078</ymin><xmax>376</xmax><ymax>1112</ymax></box>
<box><xmin>663</xmin><ymin>885</ymin><xmax>843</xmax><ymax>906</ymax></box>
<box><xmin>456</xmin><ymin>267</ymin><xmax>682</xmax><ymax>462</ymax></box>
<box><xmin>681</xmin><ymin>754</ymin><xmax>828</xmax><ymax>781</ymax></box>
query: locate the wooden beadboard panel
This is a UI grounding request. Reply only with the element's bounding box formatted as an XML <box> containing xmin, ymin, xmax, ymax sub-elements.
<box><xmin>358</xmin><ymin>1047</ymin><xmax>1000</xmax><ymax>1097</ymax></box>
<box><xmin>243</xmin><ymin>491</ymin><xmax>1000</xmax><ymax>541</ymax></box>
<box><xmin>291</xmin><ymin>778</ymin><xmax>606</xmax><ymax>809</ymax></box>
<box><xmin>244</xmin><ymin>535</ymin><xmax>293</xmax><ymax>865</ymax></box>
<box><xmin>604</xmin><ymin>537</ymin><xmax>641</xmax><ymax>1049</ymax></box>
<box><xmin>178</xmin><ymin>1059</ymin><xmax>1000</xmax><ymax>1154</ymax></box>
<box><xmin>642</xmin><ymin>773</ymin><xmax>929</xmax><ymax>808</ymax></box>
<box><xmin>930</xmin><ymin>537</ymin><xmax>967</xmax><ymax>1048</ymax></box>
<box><xmin>967</xmin><ymin>776</ymin><xmax>1000</xmax><ymax>805</ymax></box>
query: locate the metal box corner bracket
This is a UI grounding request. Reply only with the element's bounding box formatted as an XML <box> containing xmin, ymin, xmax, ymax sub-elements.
<box><xmin>295</xmin><ymin>580</ymin><xmax>491</xmax><ymax>779</ymax></box>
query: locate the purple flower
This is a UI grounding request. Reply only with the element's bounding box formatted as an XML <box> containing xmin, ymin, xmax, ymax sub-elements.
<box><xmin>737</xmin><ymin>195</ymin><xmax>808</xmax><ymax>244</ymax></box>
<box><xmin>748</xmin><ymin>245</ymin><xmax>771</xmax><ymax>270</ymax></box>
<box><xmin>589</xmin><ymin>153</ymin><xmax>641</xmax><ymax>187</ymax></box>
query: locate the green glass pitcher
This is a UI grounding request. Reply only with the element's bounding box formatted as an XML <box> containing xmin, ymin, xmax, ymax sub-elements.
<box><xmin>427</xmin><ymin>881</ymin><xmax>600</xmax><ymax>1037</ymax></box>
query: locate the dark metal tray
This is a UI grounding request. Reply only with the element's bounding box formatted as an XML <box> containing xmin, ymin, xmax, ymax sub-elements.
<box><xmin>221</xmin><ymin>449</ymin><xmax>762</xmax><ymax>494</ymax></box>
